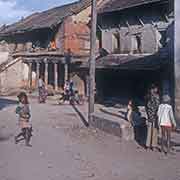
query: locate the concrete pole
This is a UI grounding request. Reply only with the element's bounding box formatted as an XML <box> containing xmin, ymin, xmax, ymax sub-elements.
<box><xmin>175</xmin><ymin>0</ymin><xmax>180</xmax><ymax>124</ymax></box>
<box><xmin>54</xmin><ymin>62</ymin><xmax>58</xmax><ymax>91</ymax></box>
<box><xmin>88</xmin><ymin>0</ymin><xmax>97</xmax><ymax>123</ymax></box>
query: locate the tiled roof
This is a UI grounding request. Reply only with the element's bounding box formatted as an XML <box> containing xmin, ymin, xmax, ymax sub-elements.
<box><xmin>0</xmin><ymin>0</ymin><xmax>91</xmax><ymax>36</ymax></box>
<box><xmin>98</xmin><ymin>0</ymin><xmax>168</xmax><ymax>14</ymax></box>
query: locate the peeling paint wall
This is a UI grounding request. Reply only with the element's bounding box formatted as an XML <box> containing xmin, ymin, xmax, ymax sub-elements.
<box><xmin>55</xmin><ymin>6</ymin><xmax>94</xmax><ymax>55</ymax></box>
<box><xmin>98</xmin><ymin>3</ymin><xmax>173</xmax><ymax>55</ymax></box>
<box><xmin>0</xmin><ymin>60</ymin><xmax>25</xmax><ymax>93</ymax></box>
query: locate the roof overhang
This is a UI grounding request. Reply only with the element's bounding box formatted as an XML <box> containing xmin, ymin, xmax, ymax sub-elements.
<box><xmin>80</xmin><ymin>52</ymin><xmax>170</xmax><ymax>70</ymax></box>
<box><xmin>98</xmin><ymin>0</ymin><xmax>168</xmax><ymax>15</ymax></box>
<box><xmin>12</xmin><ymin>51</ymin><xmax>89</xmax><ymax>64</ymax></box>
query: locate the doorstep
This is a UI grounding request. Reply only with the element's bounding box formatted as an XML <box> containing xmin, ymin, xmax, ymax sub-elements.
<box><xmin>91</xmin><ymin>111</ymin><xmax>134</xmax><ymax>141</ymax></box>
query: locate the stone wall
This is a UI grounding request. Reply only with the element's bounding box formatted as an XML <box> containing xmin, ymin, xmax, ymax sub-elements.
<box><xmin>0</xmin><ymin>52</ymin><xmax>9</xmax><ymax>64</ymax></box>
<box><xmin>0</xmin><ymin>59</ymin><xmax>25</xmax><ymax>94</ymax></box>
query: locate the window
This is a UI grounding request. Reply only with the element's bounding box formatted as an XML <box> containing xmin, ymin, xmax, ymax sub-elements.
<box><xmin>131</xmin><ymin>34</ymin><xmax>142</xmax><ymax>54</ymax></box>
<box><xmin>112</xmin><ymin>33</ymin><xmax>120</xmax><ymax>53</ymax></box>
<box><xmin>159</xmin><ymin>30</ymin><xmax>167</xmax><ymax>47</ymax></box>
<box><xmin>136</xmin><ymin>35</ymin><xmax>142</xmax><ymax>53</ymax></box>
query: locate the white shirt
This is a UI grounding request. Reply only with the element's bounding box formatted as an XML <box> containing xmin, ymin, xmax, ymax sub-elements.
<box><xmin>157</xmin><ymin>104</ymin><xmax>176</xmax><ymax>127</ymax></box>
<box><xmin>38</xmin><ymin>79</ymin><xmax>43</xmax><ymax>88</ymax></box>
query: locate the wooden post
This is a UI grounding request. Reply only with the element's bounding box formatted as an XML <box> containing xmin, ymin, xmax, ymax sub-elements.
<box><xmin>54</xmin><ymin>62</ymin><xmax>58</xmax><ymax>91</ymax></box>
<box><xmin>64</xmin><ymin>50</ymin><xmax>71</xmax><ymax>82</ymax></box>
<box><xmin>88</xmin><ymin>0</ymin><xmax>97</xmax><ymax>123</ymax></box>
<box><xmin>28</xmin><ymin>62</ymin><xmax>32</xmax><ymax>91</ymax></box>
<box><xmin>44</xmin><ymin>59</ymin><xmax>48</xmax><ymax>86</ymax></box>
<box><xmin>36</xmin><ymin>62</ymin><xmax>40</xmax><ymax>88</ymax></box>
<box><xmin>64</xmin><ymin>63</ymin><xmax>68</xmax><ymax>82</ymax></box>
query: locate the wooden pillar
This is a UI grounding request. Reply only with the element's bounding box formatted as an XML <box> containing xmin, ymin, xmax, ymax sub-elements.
<box><xmin>28</xmin><ymin>62</ymin><xmax>32</xmax><ymax>90</ymax></box>
<box><xmin>86</xmin><ymin>75</ymin><xmax>89</xmax><ymax>97</ymax></box>
<box><xmin>88</xmin><ymin>0</ymin><xmax>97</xmax><ymax>123</ymax></box>
<box><xmin>64</xmin><ymin>49</ymin><xmax>71</xmax><ymax>82</ymax></box>
<box><xmin>64</xmin><ymin>63</ymin><xmax>68</xmax><ymax>82</ymax></box>
<box><xmin>54</xmin><ymin>62</ymin><xmax>58</xmax><ymax>91</ymax></box>
<box><xmin>44</xmin><ymin>60</ymin><xmax>48</xmax><ymax>86</ymax></box>
<box><xmin>36</xmin><ymin>62</ymin><xmax>40</xmax><ymax>88</ymax></box>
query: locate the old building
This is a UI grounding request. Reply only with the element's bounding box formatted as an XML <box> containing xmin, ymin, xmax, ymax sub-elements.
<box><xmin>0</xmin><ymin>0</ymin><xmax>104</xmax><ymax>95</ymax></box>
<box><xmin>83</xmin><ymin>0</ymin><xmax>174</xmax><ymax>108</ymax></box>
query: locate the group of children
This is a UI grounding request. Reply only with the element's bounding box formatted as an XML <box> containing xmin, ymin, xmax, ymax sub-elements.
<box><xmin>127</xmin><ymin>95</ymin><xmax>177</xmax><ymax>154</ymax></box>
<box><xmin>59</xmin><ymin>80</ymin><xmax>81</xmax><ymax>105</ymax></box>
<box><xmin>14</xmin><ymin>90</ymin><xmax>177</xmax><ymax>151</ymax></box>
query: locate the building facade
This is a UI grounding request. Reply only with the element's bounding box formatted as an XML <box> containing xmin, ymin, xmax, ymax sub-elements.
<box><xmin>91</xmin><ymin>0</ymin><xmax>174</xmax><ymax>107</ymax></box>
<box><xmin>0</xmin><ymin>0</ymin><xmax>103</xmax><ymax>95</ymax></box>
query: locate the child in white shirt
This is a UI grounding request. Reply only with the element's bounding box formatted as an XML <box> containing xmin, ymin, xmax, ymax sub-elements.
<box><xmin>157</xmin><ymin>95</ymin><xmax>176</xmax><ymax>154</ymax></box>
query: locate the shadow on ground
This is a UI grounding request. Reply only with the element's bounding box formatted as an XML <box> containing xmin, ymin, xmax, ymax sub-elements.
<box><xmin>0</xmin><ymin>98</ymin><xmax>18</xmax><ymax>111</ymax></box>
<box><xmin>99</xmin><ymin>108</ymin><xmax>127</xmax><ymax>121</ymax></box>
<box><xmin>71</xmin><ymin>104</ymin><xmax>89</xmax><ymax>127</ymax></box>
<box><xmin>0</xmin><ymin>133</ymin><xmax>13</xmax><ymax>142</ymax></box>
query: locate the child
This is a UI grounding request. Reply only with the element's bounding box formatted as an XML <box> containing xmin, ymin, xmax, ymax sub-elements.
<box><xmin>15</xmin><ymin>92</ymin><xmax>32</xmax><ymax>147</ymax></box>
<box><xmin>127</xmin><ymin>100</ymin><xmax>145</xmax><ymax>145</ymax></box>
<box><xmin>127</xmin><ymin>100</ymin><xmax>133</xmax><ymax>122</ymax></box>
<box><xmin>157</xmin><ymin>95</ymin><xmax>177</xmax><ymax>154</ymax></box>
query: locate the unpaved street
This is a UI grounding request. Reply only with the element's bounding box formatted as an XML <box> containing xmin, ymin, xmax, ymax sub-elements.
<box><xmin>0</xmin><ymin>97</ymin><xmax>180</xmax><ymax>180</ymax></box>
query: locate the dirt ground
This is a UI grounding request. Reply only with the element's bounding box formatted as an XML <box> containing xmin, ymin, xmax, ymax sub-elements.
<box><xmin>0</xmin><ymin>96</ymin><xmax>180</xmax><ymax>180</ymax></box>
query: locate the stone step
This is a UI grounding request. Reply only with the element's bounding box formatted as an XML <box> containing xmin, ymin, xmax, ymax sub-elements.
<box><xmin>91</xmin><ymin>112</ymin><xmax>134</xmax><ymax>141</ymax></box>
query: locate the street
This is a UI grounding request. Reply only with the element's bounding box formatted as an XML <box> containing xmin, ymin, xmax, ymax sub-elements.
<box><xmin>0</xmin><ymin>97</ymin><xmax>180</xmax><ymax>180</ymax></box>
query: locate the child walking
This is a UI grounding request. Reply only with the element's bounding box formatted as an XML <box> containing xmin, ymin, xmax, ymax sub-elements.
<box><xmin>157</xmin><ymin>95</ymin><xmax>177</xmax><ymax>154</ymax></box>
<box><xmin>15</xmin><ymin>92</ymin><xmax>32</xmax><ymax>147</ymax></box>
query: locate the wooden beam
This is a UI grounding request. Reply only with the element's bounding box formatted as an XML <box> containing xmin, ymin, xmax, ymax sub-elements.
<box><xmin>138</xmin><ymin>18</ymin><xmax>145</xmax><ymax>27</ymax></box>
<box><xmin>164</xmin><ymin>15</ymin><xmax>169</xmax><ymax>22</ymax></box>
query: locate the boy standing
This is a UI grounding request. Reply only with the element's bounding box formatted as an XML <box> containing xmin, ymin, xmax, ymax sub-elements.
<box><xmin>157</xmin><ymin>95</ymin><xmax>176</xmax><ymax>154</ymax></box>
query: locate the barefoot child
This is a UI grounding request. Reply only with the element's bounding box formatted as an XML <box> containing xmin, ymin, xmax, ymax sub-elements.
<box><xmin>127</xmin><ymin>100</ymin><xmax>145</xmax><ymax>145</ymax></box>
<box><xmin>15</xmin><ymin>92</ymin><xmax>32</xmax><ymax>146</ymax></box>
<box><xmin>157</xmin><ymin>95</ymin><xmax>176</xmax><ymax>154</ymax></box>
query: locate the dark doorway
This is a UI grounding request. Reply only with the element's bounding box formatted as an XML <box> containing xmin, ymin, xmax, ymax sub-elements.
<box><xmin>48</xmin><ymin>63</ymin><xmax>54</xmax><ymax>86</ymax></box>
<box><xmin>96</xmin><ymin>69</ymin><xmax>161</xmax><ymax>105</ymax></box>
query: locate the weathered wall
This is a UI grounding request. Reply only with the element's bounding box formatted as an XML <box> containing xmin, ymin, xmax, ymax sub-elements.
<box><xmin>63</xmin><ymin>17</ymin><xmax>90</xmax><ymax>55</ymax></box>
<box><xmin>0</xmin><ymin>39</ymin><xmax>31</xmax><ymax>94</ymax></box>
<box><xmin>98</xmin><ymin>3</ymin><xmax>173</xmax><ymax>54</ymax></box>
<box><xmin>0</xmin><ymin>52</ymin><xmax>9</xmax><ymax>64</ymax></box>
<box><xmin>0</xmin><ymin>41</ymin><xmax>10</xmax><ymax>64</ymax></box>
<box><xmin>0</xmin><ymin>60</ymin><xmax>25</xmax><ymax>94</ymax></box>
<box><xmin>55</xmin><ymin>6</ymin><xmax>97</xmax><ymax>55</ymax></box>
<box><xmin>71</xmin><ymin>73</ymin><xmax>85</xmax><ymax>96</ymax></box>
<box><xmin>55</xmin><ymin>24</ymin><xmax>64</xmax><ymax>53</ymax></box>
<box><xmin>101</xmin><ymin>24</ymin><xmax>162</xmax><ymax>54</ymax></box>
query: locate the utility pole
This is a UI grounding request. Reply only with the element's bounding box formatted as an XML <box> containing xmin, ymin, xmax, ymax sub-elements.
<box><xmin>88</xmin><ymin>0</ymin><xmax>97</xmax><ymax>123</ymax></box>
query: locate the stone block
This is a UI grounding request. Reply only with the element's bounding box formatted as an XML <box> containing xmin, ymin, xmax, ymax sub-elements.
<box><xmin>91</xmin><ymin>114</ymin><xmax>134</xmax><ymax>140</ymax></box>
